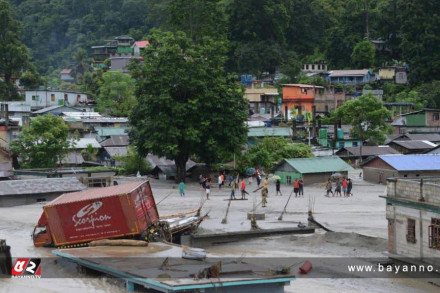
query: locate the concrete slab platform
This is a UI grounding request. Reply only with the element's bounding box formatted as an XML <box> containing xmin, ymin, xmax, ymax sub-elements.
<box><xmin>52</xmin><ymin>242</ymin><xmax>295</xmax><ymax>293</ymax></box>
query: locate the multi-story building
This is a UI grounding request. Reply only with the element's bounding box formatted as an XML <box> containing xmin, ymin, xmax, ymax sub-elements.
<box><xmin>25</xmin><ymin>90</ymin><xmax>88</xmax><ymax>110</ymax></box>
<box><xmin>281</xmin><ymin>84</ymin><xmax>345</xmax><ymax>120</ymax></box>
<box><xmin>384</xmin><ymin>177</ymin><xmax>440</xmax><ymax>267</ymax></box>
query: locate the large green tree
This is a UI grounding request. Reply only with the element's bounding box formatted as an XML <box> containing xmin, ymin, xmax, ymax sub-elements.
<box><xmin>244</xmin><ymin>137</ymin><xmax>313</xmax><ymax>172</ymax></box>
<box><xmin>351</xmin><ymin>40</ymin><xmax>375</xmax><ymax>68</ymax></box>
<box><xmin>0</xmin><ymin>0</ymin><xmax>30</xmax><ymax>101</ymax></box>
<box><xmin>398</xmin><ymin>0</ymin><xmax>440</xmax><ymax>84</ymax></box>
<box><xmin>331</xmin><ymin>93</ymin><xmax>392</xmax><ymax>162</ymax></box>
<box><xmin>10</xmin><ymin>115</ymin><xmax>71</xmax><ymax>168</ymax></box>
<box><xmin>97</xmin><ymin>71</ymin><xmax>137</xmax><ymax>117</ymax></box>
<box><xmin>130</xmin><ymin>30</ymin><xmax>248</xmax><ymax>182</ymax></box>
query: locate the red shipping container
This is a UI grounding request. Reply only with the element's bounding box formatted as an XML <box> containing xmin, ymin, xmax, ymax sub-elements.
<box><xmin>33</xmin><ymin>181</ymin><xmax>159</xmax><ymax>247</ymax></box>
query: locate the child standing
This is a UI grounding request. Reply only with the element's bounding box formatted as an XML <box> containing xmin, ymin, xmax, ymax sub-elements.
<box><xmin>179</xmin><ymin>181</ymin><xmax>185</xmax><ymax>197</ymax></box>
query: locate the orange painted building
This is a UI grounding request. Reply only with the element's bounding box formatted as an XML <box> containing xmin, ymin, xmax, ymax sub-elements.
<box><xmin>281</xmin><ymin>84</ymin><xmax>346</xmax><ymax>121</ymax></box>
<box><xmin>281</xmin><ymin>84</ymin><xmax>324</xmax><ymax>120</ymax></box>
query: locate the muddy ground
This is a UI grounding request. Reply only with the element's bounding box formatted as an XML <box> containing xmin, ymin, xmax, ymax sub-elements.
<box><xmin>0</xmin><ymin>170</ymin><xmax>438</xmax><ymax>292</ymax></box>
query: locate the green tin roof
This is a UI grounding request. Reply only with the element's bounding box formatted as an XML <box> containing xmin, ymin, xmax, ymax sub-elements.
<box><xmin>95</xmin><ymin>127</ymin><xmax>129</xmax><ymax>137</ymax></box>
<box><xmin>283</xmin><ymin>156</ymin><xmax>354</xmax><ymax>174</ymax></box>
<box><xmin>248</xmin><ymin>127</ymin><xmax>292</xmax><ymax>137</ymax></box>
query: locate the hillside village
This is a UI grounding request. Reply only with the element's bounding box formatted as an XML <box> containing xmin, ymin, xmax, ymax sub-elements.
<box><xmin>1</xmin><ymin>0</ymin><xmax>440</xmax><ymax>292</ymax></box>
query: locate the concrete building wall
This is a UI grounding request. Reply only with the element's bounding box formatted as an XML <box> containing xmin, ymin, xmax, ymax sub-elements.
<box><xmin>426</xmin><ymin>110</ymin><xmax>440</xmax><ymax>127</ymax></box>
<box><xmin>25</xmin><ymin>91</ymin><xmax>88</xmax><ymax>109</ymax></box>
<box><xmin>379</xmin><ymin>68</ymin><xmax>395</xmax><ymax>80</ymax></box>
<box><xmin>304</xmin><ymin>172</ymin><xmax>344</xmax><ymax>184</ymax></box>
<box><xmin>395</xmin><ymin>71</ymin><xmax>408</xmax><ymax>84</ymax></box>
<box><xmin>0</xmin><ymin>192</ymin><xmax>63</xmax><ymax>207</ymax></box>
<box><xmin>363</xmin><ymin>167</ymin><xmax>397</xmax><ymax>183</ymax></box>
<box><xmin>386</xmin><ymin>178</ymin><xmax>440</xmax><ymax>266</ymax></box>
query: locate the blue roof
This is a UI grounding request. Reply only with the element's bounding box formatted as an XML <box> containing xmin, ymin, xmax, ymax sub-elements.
<box><xmin>378</xmin><ymin>154</ymin><xmax>440</xmax><ymax>171</ymax></box>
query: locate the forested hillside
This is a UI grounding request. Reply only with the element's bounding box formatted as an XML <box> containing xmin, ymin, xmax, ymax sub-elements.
<box><xmin>5</xmin><ymin>0</ymin><xmax>440</xmax><ymax>90</ymax></box>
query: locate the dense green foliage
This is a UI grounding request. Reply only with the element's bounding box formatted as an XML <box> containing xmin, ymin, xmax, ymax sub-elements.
<box><xmin>97</xmin><ymin>71</ymin><xmax>137</xmax><ymax>117</ymax></box>
<box><xmin>330</xmin><ymin>93</ymin><xmax>392</xmax><ymax>145</ymax></box>
<box><xmin>237</xmin><ymin>138</ymin><xmax>314</xmax><ymax>173</ymax></box>
<box><xmin>3</xmin><ymin>0</ymin><xmax>440</xmax><ymax>111</ymax></box>
<box><xmin>5</xmin><ymin>0</ymin><xmax>440</xmax><ymax>84</ymax></box>
<box><xmin>130</xmin><ymin>29</ymin><xmax>249</xmax><ymax>182</ymax></box>
<box><xmin>113</xmin><ymin>146</ymin><xmax>152</xmax><ymax>175</ymax></box>
<box><xmin>0</xmin><ymin>0</ymin><xmax>31</xmax><ymax>100</ymax></box>
<box><xmin>10</xmin><ymin>115</ymin><xmax>71</xmax><ymax>168</ymax></box>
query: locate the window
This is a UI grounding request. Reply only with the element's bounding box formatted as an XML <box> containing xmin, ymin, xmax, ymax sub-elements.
<box><xmin>429</xmin><ymin>218</ymin><xmax>440</xmax><ymax>249</ymax></box>
<box><xmin>406</xmin><ymin>219</ymin><xmax>416</xmax><ymax>243</ymax></box>
<box><xmin>312</xmin><ymin>65</ymin><xmax>315</xmax><ymax>70</ymax></box>
<box><xmin>51</xmin><ymin>94</ymin><xmax>55</xmax><ymax>102</ymax></box>
<box><xmin>318</xmin><ymin>65</ymin><xmax>321</xmax><ymax>70</ymax></box>
<box><xmin>88</xmin><ymin>178</ymin><xmax>108</xmax><ymax>188</ymax></box>
<box><xmin>433</xmin><ymin>113</ymin><xmax>439</xmax><ymax>121</ymax></box>
<box><xmin>32</xmin><ymin>95</ymin><xmax>39</xmax><ymax>101</ymax></box>
<box><xmin>301</xmin><ymin>88</ymin><xmax>308</xmax><ymax>94</ymax></box>
<box><xmin>339</xmin><ymin>142</ymin><xmax>345</xmax><ymax>148</ymax></box>
<box><xmin>352</xmin><ymin>141</ymin><xmax>358</xmax><ymax>147</ymax></box>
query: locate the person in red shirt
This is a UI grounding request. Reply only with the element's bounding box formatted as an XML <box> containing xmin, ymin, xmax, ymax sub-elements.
<box><xmin>240</xmin><ymin>179</ymin><xmax>248</xmax><ymax>199</ymax></box>
<box><xmin>342</xmin><ymin>178</ymin><xmax>348</xmax><ymax>197</ymax></box>
<box><xmin>293</xmin><ymin>179</ymin><xmax>299</xmax><ymax>197</ymax></box>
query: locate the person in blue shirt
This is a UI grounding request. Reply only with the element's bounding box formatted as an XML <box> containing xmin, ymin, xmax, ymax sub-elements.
<box><xmin>179</xmin><ymin>181</ymin><xmax>185</xmax><ymax>197</ymax></box>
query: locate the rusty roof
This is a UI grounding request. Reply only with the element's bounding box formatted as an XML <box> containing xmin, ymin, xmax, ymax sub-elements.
<box><xmin>0</xmin><ymin>178</ymin><xmax>86</xmax><ymax>196</ymax></box>
<box><xmin>48</xmin><ymin>181</ymin><xmax>147</xmax><ymax>206</ymax></box>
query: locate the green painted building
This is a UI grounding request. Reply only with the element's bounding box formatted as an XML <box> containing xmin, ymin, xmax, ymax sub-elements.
<box><xmin>274</xmin><ymin>156</ymin><xmax>354</xmax><ymax>184</ymax></box>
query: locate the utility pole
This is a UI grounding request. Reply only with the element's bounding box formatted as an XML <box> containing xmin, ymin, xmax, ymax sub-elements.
<box><xmin>364</xmin><ymin>0</ymin><xmax>370</xmax><ymax>40</ymax></box>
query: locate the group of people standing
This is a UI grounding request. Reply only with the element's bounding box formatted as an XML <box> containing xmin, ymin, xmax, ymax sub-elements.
<box><xmin>325</xmin><ymin>177</ymin><xmax>353</xmax><ymax>197</ymax></box>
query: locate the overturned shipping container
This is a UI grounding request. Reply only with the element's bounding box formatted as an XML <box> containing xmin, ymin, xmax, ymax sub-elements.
<box><xmin>33</xmin><ymin>181</ymin><xmax>160</xmax><ymax>247</ymax></box>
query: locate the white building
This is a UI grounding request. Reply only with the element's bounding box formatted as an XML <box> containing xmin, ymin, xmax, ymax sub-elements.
<box><xmin>25</xmin><ymin>90</ymin><xmax>88</xmax><ymax>110</ymax></box>
<box><xmin>384</xmin><ymin>178</ymin><xmax>440</xmax><ymax>266</ymax></box>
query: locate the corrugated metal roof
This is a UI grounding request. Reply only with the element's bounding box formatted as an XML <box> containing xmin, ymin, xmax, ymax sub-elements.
<box><xmin>248</xmin><ymin>114</ymin><xmax>272</xmax><ymax>122</ymax></box>
<box><xmin>61</xmin><ymin>69</ymin><xmax>72</xmax><ymax>74</ymax></box>
<box><xmin>62</xmin><ymin>152</ymin><xmax>85</xmax><ymax>165</ymax></box>
<box><xmin>328</xmin><ymin>70</ymin><xmax>370</xmax><ymax>77</ymax></box>
<box><xmin>404</xmin><ymin>134</ymin><xmax>440</xmax><ymax>142</ymax></box>
<box><xmin>146</xmin><ymin>154</ymin><xmax>196</xmax><ymax>170</ymax></box>
<box><xmin>2</xmin><ymin>102</ymin><xmax>31</xmax><ymax>113</ymax></box>
<box><xmin>48</xmin><ymin>181</ymin><xmax>146</xmax><ymax>206</ymax></box>
<box><xmin>104</xmin><ymin>146</ymin><xmax>128</xmax><ymax>157</ymax></box>
<box><xmin>283</xmin><ymin>156</ymin><xmax>354</xmax><ymax>174</ymax></box>
<box><xmin>0</xmin><ymin>178</ymin><xmax>86</xmax><ymax>196</ymax></box>
<box><xmin>389</xmin><ymin>140</ymin><xmax>437</xmax><ymax>149</ymax></box>
<box><xmin>94</xmin><ymin>127</ymin><xmax>129</xmax><ymax>137</ymax></box>
<box><xmin>33</xmin><ymin>105</ymin><xmax>83</xmax><ymax>114</ymax></box>
<box><xmin>99</xmin><ymin>135</ymin><xmax>129</xmax><ymax>147</ymax></box>
<box><xmin>248</xmin><ymin>127</ymin><xmax>292</xmax><ymax>137</ymax></box>
<box><xmin>70</xmin><ymin>138</ymin><xmax>101</xmax><ymax>149</ymax></box>
<box><xmin>378</xmin><ymin>154</ymin><xmax>440</xmax><ymax>171</ymax></box>
<box><xmin>83</xmin><ymin>117</ymin><xmax>128</xmax><ymax>123</ymax></box>
<box><xmin>63</xmin><ymin>112</ymin><xmax>101</xmax><ymax>118</ymax></box>
<box><xmin>337</xmin><ymin>146</ymin><xmax>400</xmax><ymax>156</ymax></box>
